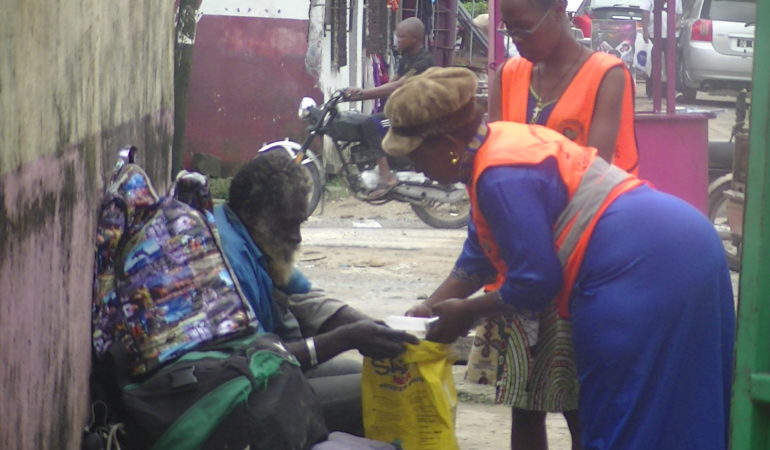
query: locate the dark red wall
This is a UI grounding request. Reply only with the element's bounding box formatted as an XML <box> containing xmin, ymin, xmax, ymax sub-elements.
<box><xmin>183</xmin><ymin>15</ymin><xmax>323</xmax><ymax>175</ymax></box>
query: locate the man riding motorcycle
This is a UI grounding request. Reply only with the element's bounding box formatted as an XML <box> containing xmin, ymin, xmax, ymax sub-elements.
<box><xmin>344</xmin><ymin>17</ymin><xmax>435</xmax><ymax>199</ymax></box>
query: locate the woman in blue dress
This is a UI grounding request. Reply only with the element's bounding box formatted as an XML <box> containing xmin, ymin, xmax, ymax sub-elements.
<box><xmin>384</xmin><ymin>66</ymin><xmax>734</xmax><ymax>449</ymax></box>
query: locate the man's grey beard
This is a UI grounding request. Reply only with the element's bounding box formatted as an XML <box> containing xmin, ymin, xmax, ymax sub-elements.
<box><xmin>248</xmin><ymin>221</ymin><xmax>299</xmax><ymax>286</ymax></box>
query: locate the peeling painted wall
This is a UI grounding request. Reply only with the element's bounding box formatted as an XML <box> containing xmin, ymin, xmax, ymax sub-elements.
<box><xmin>0</xmin><ymin>1</ymin><xmax>174</xmax><ymax>448</ymax></box>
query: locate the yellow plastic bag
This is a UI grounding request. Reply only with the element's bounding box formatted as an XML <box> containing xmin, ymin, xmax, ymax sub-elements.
<box><xmin>362</xmin><ymin>341</ymin><xmax>458</xmax><ymax>450</ymax></box>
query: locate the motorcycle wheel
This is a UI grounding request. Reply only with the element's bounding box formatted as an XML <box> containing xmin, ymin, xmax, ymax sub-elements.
<box><xmin>410</xmin><ymin>193</ymin><xmax>470</xmax><ymax>229</ymax></box>
<box><xmin>708</xmin><ymin>174</ymin><xmax>741</xmax><ymax>271</ymax></box>
<box><xmin>302</xmin><ymin>161</ymin><xmax>323</xmax><ymax>217</ymax></box>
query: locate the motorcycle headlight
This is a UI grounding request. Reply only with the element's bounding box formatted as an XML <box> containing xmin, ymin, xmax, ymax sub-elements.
<box><xmin>298</xmin><ymin>97</ymin><xmax>317</xmax><ymax>119</ymax></box>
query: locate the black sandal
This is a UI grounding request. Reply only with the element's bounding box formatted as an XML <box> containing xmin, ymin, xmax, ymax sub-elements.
<box><xmin>366</xmin><ymin>182</ymin><xmax>398</xmax><ymax>200</ymax></box>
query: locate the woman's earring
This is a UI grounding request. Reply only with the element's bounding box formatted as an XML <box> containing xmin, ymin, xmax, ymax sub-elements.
<box><xmin>449</xmin><ymin>151</ymin><xmax>459</xmax><ymax>166</ymax></box>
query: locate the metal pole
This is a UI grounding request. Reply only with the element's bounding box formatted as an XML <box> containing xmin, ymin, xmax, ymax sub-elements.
<box><xmin>469</xmin><ymin>0</ymin><xmax>476</xmax><ymax>66</ymax></box>
<box><xmin>651</xmin><ymin>0</ymin><xmax>663</xmax><ymax>113</ymax></box>
<box><xmin>665</xmin><ymin>0</ymin><xmax>676</xmax><ymax>114</ymax></box>
<box><xmin>730</xmin><ymin>0</ymin><xmax>770</xmax><ymax>445</ymax></box>
<box><xmin>172</xmin><ymin>0</ymin><xmax>204</xmax><ymax>176</ymax></box>
<box><xmin>488</xmin><ymin>0</ymin><xmax>504</xmax><ymax>81</ymax></box>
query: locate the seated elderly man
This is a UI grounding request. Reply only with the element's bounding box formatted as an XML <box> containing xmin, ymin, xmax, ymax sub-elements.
<box><xmin>214</xmin><ymin>151</ymin><xmax>418</xmax><ymax>435</ymax></box>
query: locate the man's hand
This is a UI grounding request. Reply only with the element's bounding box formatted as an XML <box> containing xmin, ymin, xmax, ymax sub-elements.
<box><xmin>344</xmin><ymin>320</ymin><xmax>419</xmax><ymax>358</ymax></box>
<box><xmin>425</xmin><ymin>298</ymin><xmax>477</xmax><ymax>344</ymax></box>
<box><xmin>405</xmin><ymin>302</ymin><xmax>433</xmax><ymax>318</ymax></box>
<box><xmin>342</xmin><ymin>87</ymin><xmax>364</xmax><ymax>101</ymax></box>
<box><xmin>643</xmin><ymin>28</ymin><xmax>650</xmax><ymax>43</ymax></box>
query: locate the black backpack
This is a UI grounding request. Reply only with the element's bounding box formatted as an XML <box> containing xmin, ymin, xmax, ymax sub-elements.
<box><xmin>120</xmin><ymin>333</ymin><xmax>328</xmax><ymax>450</ymax></box>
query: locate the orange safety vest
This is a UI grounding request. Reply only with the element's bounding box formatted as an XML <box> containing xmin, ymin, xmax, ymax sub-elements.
<box><xmin>469</xmin><ymin>122</ymin><xmax>644</xmax><ymax>317</ymax></box>
<box><xmin>500</xmin><ymin>52</ymin><xmax>639</xmax><ymax>175</ymax></box>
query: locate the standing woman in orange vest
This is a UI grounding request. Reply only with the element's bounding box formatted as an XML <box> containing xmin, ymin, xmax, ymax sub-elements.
<box><xmin>490</xmin><ymin>0</ymin><xmax>639</xmax><ymax>173</ymax></box>
<box><xmin>476</xmin><ymin>0</ymin><xmax>639</xmax><ymax>446</ymax></box>
<box><xmin>389</xmin><ymin>68</ymin><xmax>733</xmax><ymax>449</ymax></box>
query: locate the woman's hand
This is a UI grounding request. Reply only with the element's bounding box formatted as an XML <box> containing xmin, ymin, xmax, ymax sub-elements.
<box><xmin>405</xmin><ymin>303</ymin><xmax>433</xmax><ymax>318</ymax></box>
<box><xmin>425</xmin><ymin>298</ymin><xmax>477</xmax><ymax>344</ymax></box>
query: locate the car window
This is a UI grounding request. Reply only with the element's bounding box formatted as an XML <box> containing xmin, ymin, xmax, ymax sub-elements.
<box><xmin>576</xmin><ymin>0</ymin><xmax>591</xmax><ymax>15</ymax></box>
<box><xmin>590</xmin><ymin>6</ymin><xmax>645</xmax><ymax>21</ymax></box>
<box><xmin>683</xmin><ymin>0</ymin><xmax>703</xmax><ymax>20</ymax></box>
<box><xmin>591</xmin><ymin>0</ymin><xmax>648</xmax><ymax>8</ymax></box>
<box><xmin>704</xmin><ymin>0</ymin><xmax>755</xmax><ymax>23</ymax></box>
<box><xmin>567</xmin><ymin>0</ymin><xmax>584</xmax><ymax>13</ymax></box>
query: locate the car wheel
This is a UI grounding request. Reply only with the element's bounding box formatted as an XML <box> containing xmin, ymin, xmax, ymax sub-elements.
<box><xmin>679</xmin><ymin>85</ymin><xmax>697</xmax><ymax>103</ymax></box>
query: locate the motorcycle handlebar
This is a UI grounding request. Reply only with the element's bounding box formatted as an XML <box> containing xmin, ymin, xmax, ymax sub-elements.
<box><xmin>291</xmin><ymin>91</ymin><xmax>346</xmax><ymax>164</ymax></box>
<box><xmin>332</xmin><ymin>90</ymin><xmax>350</xmax><ymax>103</ymax></box>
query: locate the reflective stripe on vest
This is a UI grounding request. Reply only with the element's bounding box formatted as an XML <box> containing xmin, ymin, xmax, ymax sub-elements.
<box><xmin>554</xmin><ymin>158</ymin><xmax>631</xmax><ymax>265</ymax></box>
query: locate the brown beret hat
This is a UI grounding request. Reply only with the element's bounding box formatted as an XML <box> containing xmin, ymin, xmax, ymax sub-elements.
<box><xmin>383</xmin><ymin>67</ymin><xmax>478</xmax><ymax>157</ymax></box>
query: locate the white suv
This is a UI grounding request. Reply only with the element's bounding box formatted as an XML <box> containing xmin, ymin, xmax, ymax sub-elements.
<box><xmin>677</xmin><ymin>0</ymin><xmax>755</xmax><ymax>102</ymax></box>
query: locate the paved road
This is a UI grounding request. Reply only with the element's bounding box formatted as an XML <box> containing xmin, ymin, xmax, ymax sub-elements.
<box><xmin>302</xmin><ymin>226</ymin><xmax>465</xmax><ymax>248</ymax></box>
<box><xmin>635</xmin><ymin>88</ymin><xmax>738</xmax><ymax>141</ymax></box>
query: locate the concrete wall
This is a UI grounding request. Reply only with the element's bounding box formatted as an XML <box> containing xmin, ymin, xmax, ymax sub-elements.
<box><xmin>0</xmin><ymin>1</ymin><xmax>174</xmax><ymax>448</ymax></box>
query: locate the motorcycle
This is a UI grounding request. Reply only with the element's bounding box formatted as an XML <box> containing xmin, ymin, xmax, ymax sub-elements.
<box><xmin>258</xmin><ymin>91</ymin><xmax>470</xmax><ymax>229</ymax></box>
<box><xmin>707</xmin><ymin>89</ymin><xmax>750</xmax><ymax>272</ymax></box>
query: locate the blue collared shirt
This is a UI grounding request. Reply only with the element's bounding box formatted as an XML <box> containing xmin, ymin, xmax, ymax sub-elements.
<box><xmin>214</xmin><ymin>204</ymin><xmax>311</xmax><ymax>332</ymax></box>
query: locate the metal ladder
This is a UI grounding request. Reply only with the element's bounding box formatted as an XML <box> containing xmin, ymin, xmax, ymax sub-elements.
<box><xmin>399</xmin><ymin>0</ymin><xmax>458</xmax><ymax>67</ymax></box>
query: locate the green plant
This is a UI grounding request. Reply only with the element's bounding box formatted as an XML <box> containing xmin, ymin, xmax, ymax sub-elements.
<box><xmin>208</xmin><ymin>177</ymin><xmax>232</xmax><ymax>201</ymax></box>
<box><xmin>462</xmin><ymin>0</ymin><xmax>488</xmax><ymax>17</ymax></box>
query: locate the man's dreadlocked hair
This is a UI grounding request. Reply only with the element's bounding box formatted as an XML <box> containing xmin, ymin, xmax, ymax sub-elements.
<box><xmin>227</xmin><ymin>151</ymin><xmax>310</xmax><ymax>226</ymax></box>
